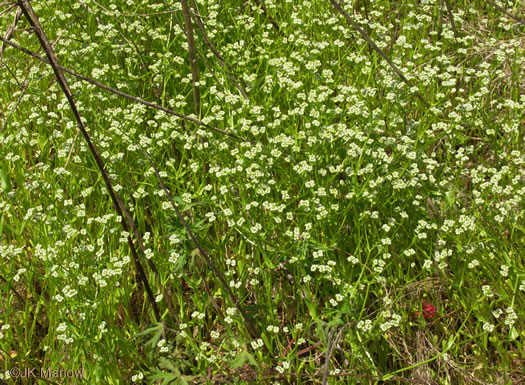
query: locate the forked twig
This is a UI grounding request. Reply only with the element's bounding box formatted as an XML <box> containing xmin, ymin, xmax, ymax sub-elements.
<box><xmin>329</xmin><ymin>0</ymin><xmax>430</xmax><ymax>108</ymax></box>
<box><xmin>189</xmin><ymin>0</ymin><xmax>224</xmax><ymax>66</ymax></box>
<box><xmin>16</xmin><ymin>0</ymin><xmax>160</xmax><ymax>321</ymax></box>
<box><xmin>321</xmin><ymin>324</ymin><xmax>349</xmax><ymax>385</ymax></box>
<box><xmin>0</xmin><ymin>2</ymin><xmax>15</xmax><ymax>17</ymax></box>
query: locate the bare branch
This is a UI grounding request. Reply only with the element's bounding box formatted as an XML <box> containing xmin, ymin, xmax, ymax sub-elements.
<box><xmin>0</xmin><ymin>2</ymin><xmax>16</xmax><ymax>17</ymax></box>
<box><xmin>443</xmin><ymin>0</ymin><xmax>458</xmax><ymax>39</ymax></box>
<box><xmin>189</xmin><ymin>0</ymin><xmax>224</xmax><ymax>65</ymax></box>
<box><xmin>329</xmin><ymin>0</ymin><xmax>430</xmax><ymax>108</ymax></box>
<box><xmin>189</xmin><ymin>0</ymin><xmax>249</xmax><ymax>100</ymax></box>
<box><xmin>181</xmin><ymin>0</ymin><xmax>200</xmax><ymax>117</ymax></box>
<box><xmin>0</xmin><ymin>6</ymin><xmax>21</xmax><ymax>60</ymax></box>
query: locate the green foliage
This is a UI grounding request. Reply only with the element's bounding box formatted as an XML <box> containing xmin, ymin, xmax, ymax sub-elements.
<box><xmin>0</xmin><ymin>0</ymin><xmax>523</xmax><ymax>384</ymax></box>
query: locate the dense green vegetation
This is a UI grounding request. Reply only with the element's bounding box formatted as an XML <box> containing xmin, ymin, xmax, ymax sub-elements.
<box><xmin>0</xmin><ymin>0</ymin><xmax>523</xmax><ymax>383</ymax></box>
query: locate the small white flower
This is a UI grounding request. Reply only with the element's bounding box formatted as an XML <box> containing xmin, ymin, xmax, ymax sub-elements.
<box><xmin>483</xmin><ymin>322</ymin><xmax>494</xmax><ymax>333</ymax></box>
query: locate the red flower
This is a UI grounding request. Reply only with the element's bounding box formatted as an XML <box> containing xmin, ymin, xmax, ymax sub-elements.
<box><xmin>413</xmin><ymin>301</ymin><xmax>437</xmax><ymax>321</ymax></box>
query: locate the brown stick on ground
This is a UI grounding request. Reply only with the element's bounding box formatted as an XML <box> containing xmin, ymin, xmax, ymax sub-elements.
<box><xmin>16</xmin><ymin>0</ymin><xmax>161</xmax><ymax>322</ymax></box>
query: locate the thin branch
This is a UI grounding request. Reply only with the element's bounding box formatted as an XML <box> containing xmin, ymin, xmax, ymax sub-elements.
<box><xmin>115</xmin><ymin>28</ymin><xmax>163</xmax><ymax>99</ymax></box>
<box><xmin>486</xmin><ymin>0</ymin><xmax>525</xmax><ymax>24</ymax></box>
<box><xmin>296</xmin><ymin>340</ymin><xmax>323</xmax><ymax>356</ymax></box>
<box><xmin>189</xmin><ymin>0</ymin><xmax>249</xmax><ymax>100</ymax></box>
<box><xmin>0</xmin><ymin>2</ymin><xmax>15</xmax><ymax>16</ymax></box>
<box><xmin>1</xmin><ymin>39</ymin><xmax>58</xmax><ymax>132</ymax></box>
<box><xmin>443</xmin><ymin>0</ymin><xmax>458</xmax><ymax>39</ymax></box>
<box><xmin>181</xmin><ymin>0</ymin><xmax>200</xmax><ymax>117</ymax></box>
<box><xmin>0</xmin><ymin>6</ymin><xmax>21</xmax><ymax>60</ymax></box>
<box><xmin>16</xmin><ymin>0</ymin><xmax>160</xmax><ymax>321</ymax></box>
<box><xmin>329</xmin><ymin>0</ymin><xmax>430</xmax><ymax>108</ymax></box>
<box><xmin>0</xmin><ymin>35</ymin><xmax>251</xmax><ymax>142</ymax></box>
<box><xmin>438</xmin><ymin>0</ymin><xmax>444</xmax><ymax>40</ymax></box>
<box><xmin>165</xmin><ymin>0</ymin><xmax>249</xmax><ymax>100</ymax></box>
<box><xmin>251</xmin><ymin>0</ymin><xmax>281</xmax><ymax>33</ymax></box>
<box><xmin>2</xmin><ymin>59</ymin><xmax>22</xmax><ymax>87</ymax></box>
<box><xmin>63</xmin><ymin>128</ymin><xmax>79</xmax><ymax>169</ymax></box>
<box><xmin>189</xmin><ymin>0</ymin><xmax>224</xmax><ymax>65</ymax></box>
<box><xmin>137</xmin><ymin>145</ymin><xmax>260</xmax><ymax>341</ymax></box>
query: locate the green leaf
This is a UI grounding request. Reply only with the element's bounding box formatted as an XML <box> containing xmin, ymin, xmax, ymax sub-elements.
<box><xmin>149</xmin><ymin>371</ymin><xmax>178</xmax><ymax>385</ymax></box>
<box><xmin>445</xmin><ymin>185</ymin><xmax>456</xmax><ymax>206</ymax></box>
<box><xmin>246</xmin><ymin>352</ymin><xmax>259</xmax><ymax>368</ymax></box>
<box><xmin>159</xmin><ymin>357</ymin><xmax>178</xmax><ymax>373</ymax></box>
<box><xmin>261</xmin><ymin>332</ymin><xmax>271</xmax><ymax>350</ymax></box>
<box><xmin>0</xmin><ymin>168</ymin><xmax>10</xmax><ymax>192</ymax></box>
<box><xmin>230</xmin><ymin>351</ymin><xmax>247</xmax><ymax>369</ymax></box>
<box><xmin>131</xmin><ymin>322</ymin><xmax>163</xmax><ymax>338</ymax></box>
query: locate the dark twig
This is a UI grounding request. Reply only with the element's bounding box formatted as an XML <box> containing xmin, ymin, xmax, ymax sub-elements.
<box><xmin>16</xmin><ymin>0</ymin><xmax>160</xmax><ymax>321</ymax></box>
<box><xmin>329</xmin><ymin>0</ymin><xmax>430</xmax><ymax>108</ymax></box>
<box><xmin>0</xmin><ymin>2</ymin><xmax>15</xmax><ymax>17</ymax></box>
<box><xmin>0</xmin><ymin>40</ymin><xmax>58</xmax><ymax>131</ymax></box>
<box><xmin>438</xmin><ymin>0</ymin><xmax>444</xmax><ymax>40</ymax></box>
<box><xmin>251</xmin><ymin>0</ymin><xmax>281</xmax><ymax>33</ymax></box>
<box><xmin>2</xmin><ymin>59</ymin><xmax>22</xmax><ymax>87</ymax></box>
<box><xmin>0</xmin><ymin>6</ymin><xmax>21</xmax><ymax>60</ymax></box>
<box><xmin>486</xmin><ymin>0</ymin><xmax>525</xmax><ymax>24</ymax></box>
<box><xmin>443</xmin><ymin>0</ymin><xmax>458</xmax><ymax>39</ymax></box>
<box><xmin>189</xmin><ymin>0</ymin><xmax>224</xmax><ymax>65</ymax></box>
<box><xmin>0</xmin><ymin>36</ymin><xmax>251</xmax><ymax>142</ymax></box>
<box><xmin>137</xmin><ymin>145</ymin><xmax>260</xmax><ymax>341</ymax></box>
<box><xmin>181</xmin><ymin>0</ymin><xmax>200</xmax><ymax>117</ymax></box>
<box><xmin>189</xmin><ymin>0</ymin><xmax>249</xmax><ymax>100</ymax></box>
